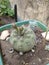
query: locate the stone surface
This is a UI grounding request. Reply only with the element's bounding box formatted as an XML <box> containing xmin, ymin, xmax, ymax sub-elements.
<box><xmin>9</xmin><ymin>0</ymin><xmax>49</xmax><ymax>24</ymax></box>
<box><xmin>0</xmin><ymin>30</ymin><xmax>10</xmax><ymax>40</ymax></box>
<box><xmin>8</xmin><ymin>48</ymin><xmax>14</xmax><ymax>54</ymax></box>
<box><xmin>19</xmin><ymin>52</ymin><xmax>23</xmax><ymax>55</ymax></box>
<box><xmin>41</xmin><ymin>32</ymin><xmax>49</xmax><ymax>41</ymax></box>
<box><xmin>45</xmin><ymin>45</ymin><xmax>49</xmax><ymax>51</ymax></box>
<box><xmin>31</xmin><ymin>49</ymin><xmax>35</xmax><ymax>52</ymax></box>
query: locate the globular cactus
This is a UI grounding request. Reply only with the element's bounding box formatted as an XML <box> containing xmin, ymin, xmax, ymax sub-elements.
<box><xmin>9</xmin><ymin>24</ymin><xmax>36</xmax><ymax>52</ymax></box>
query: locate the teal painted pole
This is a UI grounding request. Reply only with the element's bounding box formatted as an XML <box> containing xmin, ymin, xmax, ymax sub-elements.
<box><xmin>0</xmin><ymin>53</ymin><xmax>4</xmax><ymax>65</ymax></box>
<box><xmin>0</xmin><ymin>43</ymin><xmax>4</xmax><ymax>65</ymax></box>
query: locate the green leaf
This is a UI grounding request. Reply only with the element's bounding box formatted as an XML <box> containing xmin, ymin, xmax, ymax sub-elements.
<box><xmin>0</xmin><ymin>0</ymin><xmax>14</xmax><ymax>16</ymax></box>
<box><xmin>0</xmin><ymin>5</ymin><xmax>6</xmax><ymax>8</ymax></box>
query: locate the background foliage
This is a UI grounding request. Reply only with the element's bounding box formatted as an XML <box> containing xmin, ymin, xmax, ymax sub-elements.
<box><xmin>0</xmin><ymin>0</ymin><xmax>14</xmax><ymax>16</ymax></box>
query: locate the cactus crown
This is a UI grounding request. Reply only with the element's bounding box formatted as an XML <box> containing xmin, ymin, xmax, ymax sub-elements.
<box><xmin>10</xmin><ymin>23</ymin><xmax>36</xmax><ymax>52</ymax></box>
<box><xmin>12</xmin><ymin>23</ymin><xmax>25</xmax><ymax>36</ymax></box>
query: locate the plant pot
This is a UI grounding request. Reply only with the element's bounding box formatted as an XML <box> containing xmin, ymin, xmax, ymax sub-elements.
<box><xmin>0</xmin><ymin>19</ymin><xmax>48</xmax><ymax>65</ymax></box>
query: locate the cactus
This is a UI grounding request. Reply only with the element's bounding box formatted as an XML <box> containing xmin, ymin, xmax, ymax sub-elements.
<box><xmin>9</xmin><ymin>24</ymin><xmax>36</xmax><ymax>52</ymax></box>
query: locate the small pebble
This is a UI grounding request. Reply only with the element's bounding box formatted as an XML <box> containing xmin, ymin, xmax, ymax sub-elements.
<box><xmin>41</xmin><ymin>32</ymin><xmax>49</xmax><ymax>41</ymax></box>
<box><xmin>38</xmin><ymin>58</ymin><xmax>42</xmax><ymax>62</ymax></box>
<box><xmin>30</xmin><ymin>53</ymin><xmax>32</xmax><ymax>56</ymax></box>
<box><xmin>0</xmin><ymin>30</ymin><xmax>10</xmax><ymax>40</ymax></box>
<box><xmin>25</xmin><ymin>63</ymin><xmax>29</xmax><ymax>65</ymax></box>
<box><xmin>9</xmin><ymin>48</ymin><xmax>14</xmax><ymax>54</ymax></box>
<box><xmin>45</xmin><ymin>45</ymin><xmax>49</xmax><ymax>51</ymax></box>
<box><xmin>33</xmin><ymin>62</ymin><xmax>36</xmax><ymax>65</ymax></box>
<box><xmin>46</xmin><ymin>58</ymin><xmax>49</xmax><ymax>60</ymax></box>
<box><xmin>19</xmin><ymin>52</ymin><xmax>23</xmax><ymax>55</ymax></box>
<box><xmin>21</xmin><ymin>60</ymin><xmax>25</xmax><ymax>65</ymax></box>
<box><xmin>31</xmin><ymin>49</ymin><xmax>35</xmax><ymax>52</ymax></box>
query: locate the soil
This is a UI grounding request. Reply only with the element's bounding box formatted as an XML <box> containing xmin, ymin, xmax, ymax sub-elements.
<box><xmin>0</xmin><ymin>25</ymin><xmax>49</xmax><ymax>65</ymax></box>
<box><xmin>0</xmin><ymin>16</ymin><xmax>15</xmax><ymax>26</ymax></box>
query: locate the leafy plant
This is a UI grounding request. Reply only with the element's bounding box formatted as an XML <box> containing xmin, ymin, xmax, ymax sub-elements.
<box><xmin>0</xmin><ymin>0</ymin><xmax>14</xmax><ymax>16</ymax></box>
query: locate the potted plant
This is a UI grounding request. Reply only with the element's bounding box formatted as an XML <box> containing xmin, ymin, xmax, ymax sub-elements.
<box><xmin>9</xmin><ymin>23</ymin><xmax>36</xmax><ymax>55</ymax></box>
<box><xmin>0</xmin><ymin>20</ymin><xmax>49</xmax><ymax>65</ymax></box>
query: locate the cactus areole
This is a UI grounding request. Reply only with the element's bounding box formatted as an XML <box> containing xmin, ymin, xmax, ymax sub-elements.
<box><xmin>10</xmin><ymin>24</ymin><xmax>36</xmax><ymax>52</ymax></box>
